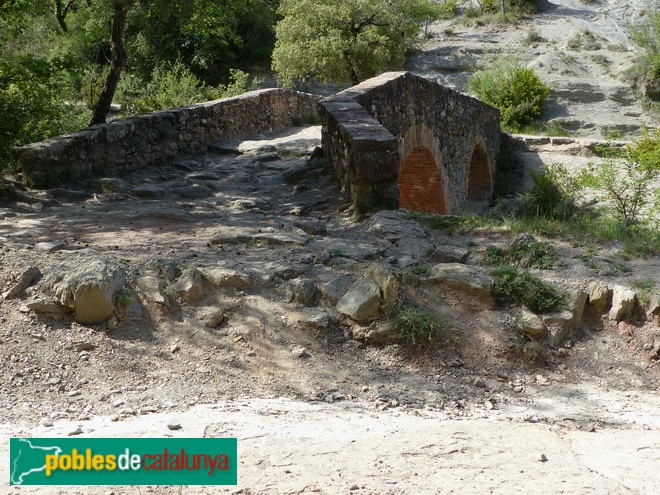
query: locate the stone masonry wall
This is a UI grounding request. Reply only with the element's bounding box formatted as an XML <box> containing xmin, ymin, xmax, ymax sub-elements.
<box><xmin>12</xmin><ymin>88</ymin><xmax>321</xmax><ymax>187</ymax></box>
<box><xmin>319</xmin><ymin>72</ymin><xmax>500</xmax><ymax>213</ymax></box>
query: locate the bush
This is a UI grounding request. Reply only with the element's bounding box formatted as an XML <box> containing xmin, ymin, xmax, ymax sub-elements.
<box><xmin>393</xmin><ymin>305</ymin><xmax>444</xmax><ymax>345</ymax></box>
<box><xmin>575</xmin><ymin>130</ymin><xmax>660</xmax><ymax>224</ymax></box>
<box><xmin>628</xmin><ymin>5</ymin><xmax>660</xmax><ymax>99</ymax></box>
<box><xmin>490</xmin><ymin>266</ymin><xmax>566</xmax><ymax>313</ymax></box>
<box><xmin>483</xmin><ymin>239</ymin><xmax>558</xmax><ymax>269</ymax></box>
<box><xmin>467</xmin><ymin>57</ymin><xmax>551</xmax><ymax>131</ymax></box>
<box><xmin>0</xmin><ymin>57</ymin><xmax>89</xmax><ymax>169</ymax></box>
<box><xmin>117</xmin><ymin>63</ymin><xmax>261</xmax><ymax>116</ymax></box>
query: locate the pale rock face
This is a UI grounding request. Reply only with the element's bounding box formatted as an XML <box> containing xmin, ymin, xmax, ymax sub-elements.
<box><xmin>426</xmin><ymin>263</ymin><xmax>495</xmax><ymax>307</ymax></box>
<box><xmin>46</xmin><ymin>257</ymin><xmax>126</xmax><ymax>324</ymax></box>
<box><xmin>588</xmin><ymin>281</ymin><xmax>611</xmax><ymax>313</ymax></box>
<box><xmin>568</xmin><ymin>289</ymin><xmax>589</xmax><ymax>326</ymax></box>
<box><xmin>136</xmin><ymin>276</ymin><xmax>170</xmax><ymax>308</ymax></box>
<box><xmin>608</xmin><ymin>286</ymin><xmax>636</xmax><ymax>322</ymax></box>
<box><xmin>336</xmin><ymin>278</ymin><xmax>381</xmax><ymax>322</ymax></box>
<box><xmin>520</xmin><ymin>309</ymin><xmax>546</xmax><ymax>338</ymax></box>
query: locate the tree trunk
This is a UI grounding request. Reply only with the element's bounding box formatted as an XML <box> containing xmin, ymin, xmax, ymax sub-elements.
<box><xmin>501</xmin><ymin>0</ymin><xmax>506</xmax><ymax>14</ymax></box>
<box><xmin>89</xmin><ymin>2</ymin><xmax>128</xmax><ymax>126</ymax></box>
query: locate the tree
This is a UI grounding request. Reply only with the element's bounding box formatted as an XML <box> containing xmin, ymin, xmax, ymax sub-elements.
<box><xmin>272</xmin><ymin>0</ymin><xmax>440</xmax><ymax>87</ymax></box>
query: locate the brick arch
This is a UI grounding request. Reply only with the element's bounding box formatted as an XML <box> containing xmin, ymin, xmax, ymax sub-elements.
<box><xmin>398</xmin><ymin>146</ymin><xmax>448</xmax><ymax>214</ymax></box>
<box><xmin>467</xmin><ymin>137</ymin><xmax>492</xmax><ymax>202</ymax></box>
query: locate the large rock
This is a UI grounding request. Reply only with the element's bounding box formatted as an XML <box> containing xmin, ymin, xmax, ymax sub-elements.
<box><xmin>543</xmin><ymin>310</ymin><xmax>575</xmax><ymax>346</ymax></box>
<box><xmin>336</xmin><ymin>278</ymin><xmax>381</xmax><ymax>322</ymax></box>
<box><xmin>648</xmin><ymin>294</ymin><xmax>660</xmax><ymax>318</ymax></box>
<box><xmin>520</xmin><ymin>309</ymin><xmax>546</xmax><ymax>338</ymax></box>
<box><xmin>365</xmin><ymin>264</ymin><xmax>399</xmax><ymax>309</ymax></box>
<box><xmin>427</xmin><ymin>263</ymin><xmax>494</xmax><ymax>307</ymax></box>
<box><xmin>320</xmin><ymin>276</ymin><xmax>353</xmax><ymax>304</ymax></box>
<box><xmin>173</xmin><ymin>269</ymin><xmax>204</xmax><ymax>303</ymax></box>
<box><xmin>288</xmin><ymin>279</ymin><xmax>317</xmax><ymax>305</ymax></box>
<box><xmin>46</xmin><ymin>258</ymin><xmax>126</xmax><ymax>324</ymax></box>
<box><xmin>588</xmin><ymin>281</ymin><xmax>611</xmax><ymax>313</ymax></box>
<box><xmin>608</xmin><ymin>286</ymin><xmax>636</xmax><ymax>322</ymax></box>
<box><xmin>99</xmin><ymin>178</ymin><xmax>129</xmax><ymax>193</ymax></box>
<box><xmin>198</xmin><ymin>267</ymin><xmax>251</xmax><ymax>290</ymax></box>
<box><xmin>136</xmin><ymin>276</ymin><xmax>170</xmax><ymax>308</ymax></box>
<box><xmin>428</xmin><ymin>244</ymin><xmax>469</xmax><ymax>263</ymax></box>
<box><xmin>26</xmin><ymin>298</ymin><xmax>66</xmax><ymax>319</ymax></box>
<box><xmin>353</xmin><ymin>321</ymin><xmax>404</xmax><ymax>344</ymax></box>
<box><xmin>568</xmin><ymin>290</ymin><xmax>589</xmax><ymax>327</ymax></box>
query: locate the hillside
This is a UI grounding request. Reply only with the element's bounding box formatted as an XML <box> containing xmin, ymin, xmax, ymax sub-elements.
<box><xmin>411</xmin><ymin>0</ymin><xmax>658</xmax><ymax>137</ymax></box>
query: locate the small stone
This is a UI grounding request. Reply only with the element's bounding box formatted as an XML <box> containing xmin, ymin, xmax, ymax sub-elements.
<box><xmin>290</xmin><ymin>279</ymin><xmax>317</xmax><ymax>305</ymax></box>
<box><xmin>539</xmin><ymin>454</ymin><xmax>548</xmax><ymax>462</ymax></box>
<box><xmin>112</xmin><ymin>399</ymin><xmax>125</xmax><ymax>407</ymax></box>
<box><xmin>198</xmin><ymin>267</ymin><xmax>251</xmax><ymax>290</ymax></box>
<box><xmin>292</xmin><ymin>347</ymin><xmax>310</xmax><ymax>359</ymax></box>
<box><xmin>167</xmin><ymin>423</ymin><xmax>182</xmax><ymax>431</ymax></box>
<box><xmin>68</xmin><ymin>390</ymin><xmax>82</xmax><ymax>398</ymax></box>
<box><xmin>35</xmin><ymin>242</ymin><xmax>68</xmax><ymax>253</ymax></box>
<box><xmin>65</xmin><ymin>341</ymin><xmax>96</xmax><ymax>352</ymax></box>
<box><xmin>206</xmin><ymin>311</ymin><xmax>226</xmax><ymax>328</ymax></box>
<box><xmin>350</xmin><ymin>485</ymin><xmax>360</xmax><ymax>491</ymax></box>
<box><xmin>136</xmin><ymin>276</ymin><xmax>170</xmax><ymax>308</ymax></box>
<box><xmin>336</xmin><ymin>278</ymin><xmax>381</xmax><ymax>322</ymax></box>
<box><xmin>307</xmin><ymin>312</ymin><xmax>330</xmax><ymax>329</ymax></box>
<box><xmin>68</xmin><ymin>427</ymin><xmax>83</xmax><ymax>436</ymax></box>
<box><xmin>173</xmin><ymin>268</ymin><xmax>204</xmax><ymax>303</ymax></box>
<box><xmin>4</xmin><ymin>266</ymin><xmax>41</xmax><ymax>300</ymax></box>
<box><xmin>107</xmin><ymin>316</ymin><xmax>118</xmax><ymax>330</ymax></box>
<box><xmin>170</xmin><ymin>344</ymin><xmax>181</xmax><ymax>354</ymax></box>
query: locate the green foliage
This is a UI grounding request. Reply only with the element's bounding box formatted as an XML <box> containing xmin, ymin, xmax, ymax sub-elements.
<box><xmin>483</xmin><ymin>240</ymin><xmax>558</xmax><ymax>269</ymax></box>
<box><xmin>574</xmin><ymin>130</ymin><xmax>660</xmax><ymax>224</ymax></box>
<box><xmin>509</xmin><ymin>165</ymin><xmax>579</xmax><ymax>221</ymax></box>
<box><xmin>628</xmin><ymin>4</ymin><xmax>660</xmax><ymax>98</ymax></box>
<box><xmin>567</xmin><ymin>29</ymin><xmax>601</xmax><ymax>51</ymax></box>
<box><xmin>393</xmin><ymin>305</ymin><xmax>444</xmax><ymax>345</ymax></box>
<box><xmin>490</xmin><ymin>266</ymin><xmax>566</xmax><ymax>313</ymax></box>
<box><xmin>116</xmin><ymin>64</ymin><xmax>260</xmax><ymax>116</ymax></box>
<box><xmin>467</xmin><ymin>57</ymin><xmax>551</xmax><ymax>131</ymax></box>
<box><xmin>116</xmin><ymin>287</ymin><xmax>134</xmax><ymax>306</ymax></box>
<box><xmin>521</xmin><ymin>28</ymin><xmax>543</xmax><ymax>46</ymax></box>
<box><xmin>272</xmin><ymin>0</ymin><xmax>441</xmax><ymax>86</ymax></box>
<box><xmin>0</xmin><ymin>56</ymin><xmax>89</xmax><ymax>169</ymax></box>
<box><xmin>408</xmin><ymin>211</ymin><xmax>498</xmax><ymax>231</ymax></box>
<box><xmin>438</xmin><ymin>0</ymin><xmax>460</xmax><ymax>19</ymax></box>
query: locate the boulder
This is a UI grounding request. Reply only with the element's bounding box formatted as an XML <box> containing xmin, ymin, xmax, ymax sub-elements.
<box><xmin>136</xmin><ymin>276</ymin><xmax>170</xmax><ymax>308</ymax></box>
<box><xmin>520</xmin><ymin>309</ymin><xmax>546</xmax><ymax>338</ymax></box>
<box><xmin>427</xmin><ymin>263</ymin><xmax>494</xmax><ymax>307</ymax></box>
<box><xmin>543</xmin><ymin>310</ymin><xmax>575</xmax><ymax>346</ymax></box>
<box><xmin>353</xmin><ymin>321</ymin><xmax>403</xmax><ymax>344</ymax></box>
<box><xmin>46</xmin><ymin>258</ymin><xmax>126</xmax><ymax>324</ymax></box>
<box><xmin>306</xmin><ymin>312</ymin><xmax>330</xmax><ymax>329</ymax></box>
<box><xmin>568</xmin><ymin>289</ymin><xmax>589</xmax><ymax>327</ymax></box>
<box><xmin>336</xmin><ymin>278</ymin><xmax>381</xmax><ymax>322</ymax></box>
<box><xmin>288</xmin><ymin>279</ymin><xmax>317</xmax><ymax>305</ymax></box>
<box><xmin>26</xmin><ymin>298</ymin><xmax>66</xmax><ymax>319</ymax></box>
<box><xmin>648</xmin><ymin>294</ymin><xmax>660</xmax><ymax>318</ymax></box>
<box><xmin>198</xmin><ymin>267</ymin><xmax>251</xmax><ymax>290</ymax></box>
<box><xmin>173</xmin><ymin>269</ymin><xmax>204</xmax><ymax>303</ymax></box>
<box><xmin>365</xmin><ymin>263</ymin><xmax>399</xmax><ymax>309</ymax></box>
<box><xmin>99</xmin><ymin>178</ymin><xmax>129</xmax><ymax>193</ymax></box>
<box><xmin>608</xmin><ymin>286</ymin><xmax>636</xmax><ymax>322</ymax></box>
<box><xmin>588</xmin><ymin>281</ymin><xmax>611</xmax><ymax>313</ymax></box>
<box><xmin>428</xmin><ymin>244</ymin><xmax>469</xmax><ymax>264</ymax></box>
<box><xmin>320</xmin><ymin>276</ymin><xmax>353</xmax><ymax>304</ymax></box>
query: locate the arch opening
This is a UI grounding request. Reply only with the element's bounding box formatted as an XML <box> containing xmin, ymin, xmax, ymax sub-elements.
<box><xmin>467</xmin><ymin>142</ymin><xmax>491</xmax><ymax>210</ymax></box>
<box><xmin>398</xmin><ymin>146</ymin><xmax>447</xmax><ymax>214</ymax></box>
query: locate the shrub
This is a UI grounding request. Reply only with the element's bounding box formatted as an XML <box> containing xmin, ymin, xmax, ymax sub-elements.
<box><xmin>490</xmin><ymin>266</ymin><xmax>566</xmax><ymax>313</ymax></box>
<box><xmin>575</xmin><ymin>130</ymin><xmax>660</xmax><ymax>224</ymax></box>
<box><xmin>0</xmin><ymin>57</ymin><xmax>89</xmax><ymax>169</ymax></box>
<box><xmin>118</xmin><ymin>63</ymin><xmax>261</xmax><ymax>116</ymax></box>
<box><xmin>483</xmin><ymin>239</ymin><xmax>558</xmax><ymax>269</ymax></box>
<box><xmin>393</xmin><ymin>305</ymin><xmax>444</xmax><ymax>345</ymax></box>
<box><xmin>467</xmin><ymin>57</ymin><xmax>551</xmax><ymax>131</ymax></box>
<box><xmin>438</xmin><ymin>0</ymin><xmax>460</xmax><ymax>19</ymax></box>
<box><xmin>628</xmin><ymin>5</ymin><xmax>660</xmax><ymax>99</ymax></box>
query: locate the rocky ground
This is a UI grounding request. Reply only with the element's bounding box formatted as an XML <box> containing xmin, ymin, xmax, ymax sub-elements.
<box><xmin>409</xmin><ymin>0</ymin><xmax>658</xmax><ymax>137</ymax></box>
<box><xmin>0</xmin><ymin>125</ymin><xmax>659</xmax><ymax>493</ymax></box>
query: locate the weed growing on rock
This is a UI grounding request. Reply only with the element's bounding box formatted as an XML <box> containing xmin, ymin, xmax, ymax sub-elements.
<box><xmin>483</xmin><ymin>239</ymin><xmax>557</xmax><ymax>269</ymax></box>
<box><xmin>393</xmin><ymin>305</ymin><xmax>444</xmax><ymax>345</ymax></box>
<box><xmin>490</xmin><ymin>266</ymin><xmax>566</xmax><ymax>313</ymax></box>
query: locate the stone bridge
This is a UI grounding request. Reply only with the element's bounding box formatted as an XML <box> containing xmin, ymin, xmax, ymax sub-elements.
<box><xmin>318</xmin><ymin>72</ymin><xmax>501</xmax><ymax>214</ymax></box>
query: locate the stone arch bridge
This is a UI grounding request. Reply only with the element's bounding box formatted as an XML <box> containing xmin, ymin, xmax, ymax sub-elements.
<box><xmin>318</xmin><ymin>72</ymin><xmax>501</xmax><ymax>214</ymax></box>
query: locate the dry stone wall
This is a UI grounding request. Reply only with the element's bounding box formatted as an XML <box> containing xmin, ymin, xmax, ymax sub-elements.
<box><xmin>12</xmin><ymin>89</ymin><xmax>321</xmax><ymax>187</ymax></box>
<box><xmin>319</xmin><ymin>72</ymin><xmax>501</xmax><ymax>214</ymax></box>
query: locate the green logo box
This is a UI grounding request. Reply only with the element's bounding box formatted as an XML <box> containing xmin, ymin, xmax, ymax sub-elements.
<box><xmin>10</xmin><ymin>437</ymin><xmax>237</xmax><ymax>486</ymax></box>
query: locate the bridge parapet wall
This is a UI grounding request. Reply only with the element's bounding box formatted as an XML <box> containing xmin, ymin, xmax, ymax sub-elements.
<box><xmin>319</xmin><ymin>72</ymin><xmax>501</xmax><ymax>214</ymax></box>
<box><xmin>12</xmin><ymin>88</ymin><xmax>321</xmax><ymax>187</ymax></box>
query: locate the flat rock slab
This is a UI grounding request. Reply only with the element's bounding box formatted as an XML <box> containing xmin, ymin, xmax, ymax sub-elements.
<box><xmin>1</xmin><ymin>398</ymin><xmax>657</xmax><ymax>494</ymax></box>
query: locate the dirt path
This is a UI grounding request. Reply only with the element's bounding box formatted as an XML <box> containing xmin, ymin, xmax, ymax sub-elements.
<box><xmin>2</xmin><ymin>395</ymin><xmax>659</xmax><ymax>495</ymax></box>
